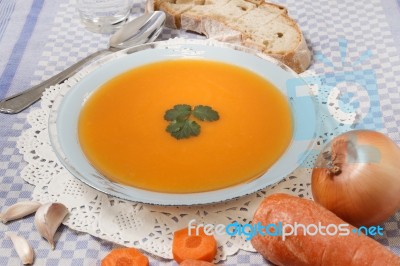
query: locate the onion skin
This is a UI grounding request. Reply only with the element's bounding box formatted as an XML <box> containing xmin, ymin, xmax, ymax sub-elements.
<box><xmin>312</xmin><ymin>130</ymin><xmax>400</xmax><ymax>227</ymax></box>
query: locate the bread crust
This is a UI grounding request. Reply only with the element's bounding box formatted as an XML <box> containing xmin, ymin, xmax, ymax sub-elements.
<box><xmin>241</xmin><ymin>12</ymin><xmax>311</xmax><ymax>73</ymax></box>
<box><xmin>150</xmin><ymin>0</ymin><xmax>312</xmax><ymax>73</ymax></box>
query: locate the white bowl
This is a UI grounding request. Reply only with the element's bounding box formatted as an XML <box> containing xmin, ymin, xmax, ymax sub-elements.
<box><xmin>49</xmin><ymin>39</ymin><xmax>318</xmax><ymax>205</ymax></box>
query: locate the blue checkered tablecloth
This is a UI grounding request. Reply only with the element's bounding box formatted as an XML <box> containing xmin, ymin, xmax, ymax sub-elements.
<box><xmin>1</xmin><ymin>0</ymin><xmax>400</xmax><ymax>265</ymax></box>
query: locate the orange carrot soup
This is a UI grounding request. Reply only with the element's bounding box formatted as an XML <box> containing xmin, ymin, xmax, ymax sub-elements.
<box><xmin>78</xmin><ymin>59</ymin><xmax>293</xmax><ymax>193</ymax></box>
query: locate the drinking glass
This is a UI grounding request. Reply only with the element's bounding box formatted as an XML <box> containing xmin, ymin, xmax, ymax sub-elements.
<box><xmin>77</xmin><ymin>0</ymin><xmax>131</xmax><ymax>33</ymax></box>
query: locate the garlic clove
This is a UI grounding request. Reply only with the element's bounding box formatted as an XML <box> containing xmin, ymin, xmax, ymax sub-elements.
<box><xmin>0</xmin><ymin>201</ymin><xmax>42</xmax><ymax>223</ymax></box>
<box><xmin>5</xmin><ymin>232</ymin><xmax>34</xmax><ymax>265</ymax></box>
<box><xmin>34</xmin><ymin>202</ymin><xmax>69</xmax><ymax>249</ymax></box>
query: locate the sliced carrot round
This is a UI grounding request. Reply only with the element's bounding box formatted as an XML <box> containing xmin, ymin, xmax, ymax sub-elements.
<box><xmin>101</xmin><ymin>247</ymin><xmax>149</xmax><ymax>266</ymax></box>
<box><xmin>180</xmin><ymin>259</ymin><xmax>216</xmax><ymax>265</ymax></box>
<box><xmin>172</xmin><ymin>227</ymin><xmax>217</xmax><ymax>263</ymax></box>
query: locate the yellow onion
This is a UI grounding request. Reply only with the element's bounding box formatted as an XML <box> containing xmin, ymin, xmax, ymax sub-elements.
<box><xmin>312</xmin><ymin>130</ymin><xmax>400</xmax><ymax>227</ymax></box>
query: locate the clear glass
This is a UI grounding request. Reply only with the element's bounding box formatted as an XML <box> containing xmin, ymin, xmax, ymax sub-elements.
<box><xmin>77</xmin><ymin>0</ymin><xmax>131</xmax><ymax>33</ymax></box>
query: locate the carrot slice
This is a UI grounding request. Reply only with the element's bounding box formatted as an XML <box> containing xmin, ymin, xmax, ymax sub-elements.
<box><xmin>180</xmin><ymin>259</ymin><xmax>216</xmax><ymax>265</ymax></box>
<box><xmin>101</xmin><ymin>247</ymin><xmax>149</xmax><ymax>266</ymax></box>
<box><xmin>172</xmin><ymin>227</ymin><xmax>217</xmax><ymax>263</ymax></box>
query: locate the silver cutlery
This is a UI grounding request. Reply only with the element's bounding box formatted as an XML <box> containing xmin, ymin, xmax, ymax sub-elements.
<box><xmin>0</xmin><ymin>11</ymin><xmax>166</xmax><ymax>114</ymax></box>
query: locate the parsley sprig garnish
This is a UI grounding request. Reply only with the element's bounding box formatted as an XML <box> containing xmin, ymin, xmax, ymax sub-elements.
<box><xmin>164</xmin><ymin>104</ymin><xmax>219</xmax><ymax>139</ymax></box>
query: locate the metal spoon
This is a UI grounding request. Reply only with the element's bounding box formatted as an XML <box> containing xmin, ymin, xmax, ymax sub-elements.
<box><xmin>0</xmin><ymin>11</ymin><xmax>166</xmax><ymax>114</ymax></box>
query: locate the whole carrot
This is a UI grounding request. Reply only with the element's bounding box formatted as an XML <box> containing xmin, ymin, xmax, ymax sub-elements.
<box><xmin>251</xmin><ymin>193</ymin><xmax>400</xmax><ymax>266</ymax></box>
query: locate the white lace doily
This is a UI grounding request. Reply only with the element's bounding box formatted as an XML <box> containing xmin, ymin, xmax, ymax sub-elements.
<box><xmin>17</xmin><ymin>38</ymin><xmax>358</xmax><ymax>262</ymax></box>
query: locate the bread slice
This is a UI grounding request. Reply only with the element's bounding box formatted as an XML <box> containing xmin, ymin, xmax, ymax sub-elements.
<box><xmin>147</xmin><ymin>0</ymin><xmax>311</xmax><ymax>73</ymax></box>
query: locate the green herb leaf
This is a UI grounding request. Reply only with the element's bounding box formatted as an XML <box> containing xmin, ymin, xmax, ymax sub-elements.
<box><xmin>164</xmin><ymin>104</ymin><xmax>219</xmax><ymax>140</ymax></box>
<box><xmin>164</xmin><ymin>104</ymin><xmax>192</xmax><ymax>121</ymax></box>
<box><xmin>166</xmin><ymin>120</ymin><xmax>200</xmax><ymax>139</ymax></box>
<box><xmin>192</xmin><ymin>105</ymin><xmax>220</xmax><ymax>122</ymax></box>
